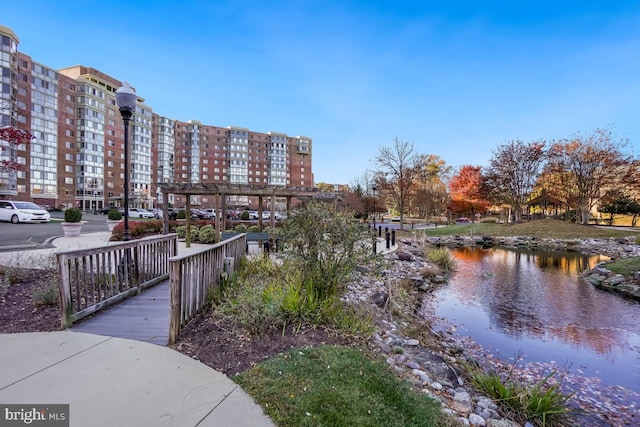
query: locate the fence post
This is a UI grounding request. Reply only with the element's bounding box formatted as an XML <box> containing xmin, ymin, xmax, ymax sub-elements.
<box><xmin>378</xmin><ymin>225</ymin><xmax>382</xmax><ymax>237</ymax></box>
<box><xmin>57</xmin><ymin>254</ymin><xmax>73</xmax><ymax>329</ymax></box>
<box><xmin>386</xmin><ymin>231</ymin><xmax>390</xmax><ymax>249</ymax></box>
<box><xmin>168</xmin><ymin>260</ymin><xmax>182</xmax><ymax>345</ymax></box>
<box><xmin>392</xmin><ymin>229</ymin><xmax>396</xmax><ymax>246</ymax></box>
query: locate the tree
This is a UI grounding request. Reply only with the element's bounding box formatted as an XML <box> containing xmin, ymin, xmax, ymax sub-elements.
<box><xmin>374</xmin><ymin>138</ymin><xmax>418</xmax><ymax>229</ymax></box>
<box><xmin>547</xmin><ymin>129</ymin><xmax>632</xmax><ymax>225</ymax></box>
<box><xmin>412</xmin><ymin>154</ymin><xmax>450</xmax><ymax>219</ymax></box>
<box><xmin>484</xmin><ymin>139</ymin><xmax>546</xmax><ymax>223</ymax></box>
<box><xmin>448</xmin><ymin>165</ymin><xmax>490</xmax><ymax>218</ymax></box>
<box><xmin>598</xmin><ymin>191</ymin><xmax>640</xmax><ymax>226</ymax></box>
<box><xmin>0</xmin><ymin>126</ymin><xmax>34</xmax><ymax>172</ymax></box>
<box><xmin>315</xmin><ymin>182</ymin><xmax>335</xmax><ymax>192</ymax></box>
<box><xmin>531</xmin><ymin>169</ymin><xmax>578</xmax><ymax>220</ymax></box>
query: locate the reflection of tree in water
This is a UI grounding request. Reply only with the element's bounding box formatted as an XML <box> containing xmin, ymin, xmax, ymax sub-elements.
<box><xmin>449</xmin><ymin>247</ymin><xmax>633</xmax><ymax>356</ymax></box>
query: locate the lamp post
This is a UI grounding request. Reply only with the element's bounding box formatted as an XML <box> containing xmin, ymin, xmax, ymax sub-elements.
<box><xmin>372</xmin><ymin>183</ymin><xmax>377</xmax><ymax>228</ymax></box>
<box><xmin>115</xmin><ymin>82</ymin><xmax>137</xmax><ymax>242</ymax></box>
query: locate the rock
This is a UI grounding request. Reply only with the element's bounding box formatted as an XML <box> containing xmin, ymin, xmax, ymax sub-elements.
<box><xmin>469</xmin><ymin>413</ymin><xmax>486</xmax><ymax>426</ymax></box>
<box><xmin>371</xmin><ymin>291</ymin><xmax>388</xmax><ymax>307</ymax></box>
<box><xmin>458</xmin><ymin>416</ymin><xmax>471</xmax><ymax>425</ymax></box>
<box><xmin>433</xmin><ymin>275</ymin><xmax>446</xmax><ymax>283</ymax></box>
<box><xmin>604</xmin><ymin>274</ymin><xmax>625</xmax><ymax>286</ymax></box>
<box><xmin>405</xmin><ymin>361</ymin><xmax>420</xmax><ymax>370</ymax></box>
<box><xmin>396</xmin><ymin>251</ymin><xmax>413</xmax><ymax>261</ymax></box>
<box><xmin>486</xmin><ymin>420</ymin><xmax>520</xmax><ymax>427</ymax></box>
<box><xmin>616</xmin><ymin>237</ymin><xmax>629</xmax><ymax>244</ymax></box>
<box><xmin>453</xmin><ymin>391</ymin><xmax>472</xmax><ymax>406</ymax></box>
<box><xmin>403</xmin><ymin>338</ymin><xmax>420</xmax><ymax>346</ymax></box>
<box><xmin>430</xmin><ymin>382</ymin><xmax>443</xmax><ymax>390</ymax></box>
<box><xmin>410</xmin><ymin>276</ymin><xmax>425</xmax><ymax>287</ymax></box>
<box><xmin>451</xmin><ymin>400</ymin><xmax>472</xmax><ymax>415</ymax></box>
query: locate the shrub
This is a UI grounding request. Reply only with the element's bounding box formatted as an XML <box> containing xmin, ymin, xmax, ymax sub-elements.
<box><xmin>279</xmin><ymin>201</ymin><xmax>377</xmax><ymax>301</ymax></box>
<box><xmin>479</xmin><ymin>216</ymin><xmax>499</xmax><ymax>223</ymax></box>
<box><xmin>107</xmin><ymin>208</ymin><xmax>122</xmax><ymax>220</ymax></box>
<box><xmin>247</xmin><ymin>225</ymin><xmax>260</xmax><ymax>232</ymax></box>
<box><xmin>176</xmin><ymin>210</ymin><xmax>186</xmax><ymax>219</ymax></box>
<box><xmin>32</xmin><ymin>278</ymin><xmax>59</xmax><ymax>306</ymax></box>
<box><xmin>234</xmin><ymin>224</ymin><xmax>248</xmax><ymax>232</ymax></box>
<box><xmin>110</xmin><ymin>220</ymin><xmax>164</xmax><ymax>240</ymax></box>
<box><xmin>199</xmin><ymin>225</ymin><xmax>217</xmax><ymax>244</ymax></box>
<box><xmin>64</xmin><ymin>207</ymin><xmax>82</xmax><ymax>223</ymax></box>
<box><xmin>175</xmin><ymin>225</ymin><xmax>187</xmax><ymax>239</ymax></box>
<box><xmin>240</xmin><ymin>210</ymin><xmax>250</xmax><ymax>220</ymax></box>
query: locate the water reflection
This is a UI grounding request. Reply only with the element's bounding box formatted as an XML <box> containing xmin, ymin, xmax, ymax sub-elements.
<box><xmin>430</xmin><ymin>246</ymin><xmax>640</xmax><ymax>391</ymax></box>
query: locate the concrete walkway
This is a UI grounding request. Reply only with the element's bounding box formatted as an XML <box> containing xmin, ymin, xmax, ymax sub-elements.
<box><xmin>0</xmin><ymin>233</ymin><xmax>275</xmax><ymax>426</ymax></box>
<box><xmin>0</xmin><ymin>332</ymin><xmax>274</xmax><ymax>427</ymax></box>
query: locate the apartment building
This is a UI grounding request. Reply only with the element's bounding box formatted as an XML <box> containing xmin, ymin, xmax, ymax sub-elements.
<box><xmin>0</xmin><ymin>25</ymin><xmax>313</xmax><ymax>210</ymax></box>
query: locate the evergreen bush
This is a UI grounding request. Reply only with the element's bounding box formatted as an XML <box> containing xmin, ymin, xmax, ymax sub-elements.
<box><xmin>64</xmin><ymin>207</ymin><xmax>82</xmax><ymax>223</ymax></box>
<box><xmin>199</xmin><ymin>225</ymin><xmax>217</xmax><ymax>243</ymax></box>
<box><xmin>107</xmin><ymin>208</ymin><xmax>122</xmax><ymax>220</ymax></box>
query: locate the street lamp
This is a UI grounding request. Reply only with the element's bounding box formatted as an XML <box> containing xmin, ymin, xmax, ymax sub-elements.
<box><xmin>115</xmin><ymin>82</ymin><xmax>137</xmax><ymax>242</ymax></box>
<box><xmin>372</xmin><ymin>183</ymin><xmax>377</xmax><ymax>227</ymax></box>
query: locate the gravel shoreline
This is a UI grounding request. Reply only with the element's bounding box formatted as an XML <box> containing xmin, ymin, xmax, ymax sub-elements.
<box><xmin>345</xmin><ymin>236</ymin><xmax>639</xmax><ymax>426</ymax></box>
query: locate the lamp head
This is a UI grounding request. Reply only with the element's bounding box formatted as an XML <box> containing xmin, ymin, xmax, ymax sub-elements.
<box><xmin>115</xmin><ymin>82</ymin><xmax>137</xmax><ymax>116</ymax></box>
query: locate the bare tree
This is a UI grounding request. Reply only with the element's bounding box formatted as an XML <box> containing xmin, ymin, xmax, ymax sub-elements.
<box><xmin>374</xmin><ymin>138</ymin><xmax>418</xmax><ymax>228</ymax></box>
<box><xmin>484</xmin><ymin>139</ymin><xmax>546</xmax><ymax>222</ymax></box>
<box><xmin>547</xmin><ymin>129</ymin><xmax>632</xmax><ymax>225</ymax></box>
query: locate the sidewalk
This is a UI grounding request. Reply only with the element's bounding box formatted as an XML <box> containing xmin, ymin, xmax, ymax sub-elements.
<box><xmin>0</xmin><ymin>233</ymin><xmax>274</xmax><ymax>426</ymax></box>
<box><xmin>0</xmin><ymin>332</ymin><xmax>274</xmax><ymax>427</ymax></box>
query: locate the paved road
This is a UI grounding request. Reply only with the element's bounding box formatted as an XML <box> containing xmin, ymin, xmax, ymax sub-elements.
<box><xmin>0</xmin><ymin>212</ymin><xmax>111</xmax><ymax>249</ymax></box>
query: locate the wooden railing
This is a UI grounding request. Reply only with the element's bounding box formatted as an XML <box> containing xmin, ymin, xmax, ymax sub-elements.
<box><xmin>168</xmin><ymin>233</ymin><xmax>246</xmax><ymax>344</ymax></box>
<box><xmin>57</xmin><ymin>234</ymin><xmax>178</xmax><ymax>328</ymax></box>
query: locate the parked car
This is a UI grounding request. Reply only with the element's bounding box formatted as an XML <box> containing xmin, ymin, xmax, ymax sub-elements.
<box><xmin>199</xmin><ymin>209</ymin><xmax>216</xmax><ymax>219</ymax></box>
<box><xmin>0</xmin><ymin>200</ymin><xmax>51</xmax><ymax>223</ymax></box>
<box><xmin>261</xmin><ymin>211</ymin><xmax>282</xmax><ymax>221</ymax></box>
<box><xmin>127</xmin><ymin>208</ymin><xmax>154</xmax><ymax>219</ymax></box>
<box><xmin>225</xmin><ymin>209</ymin><xmax>240</xmax><ymax>220</ymax></box>
<box><xmin>150</xmin><ymin>208</ymin><xmax>163</xmax><ymax>219</ymax></box>
<box><xmin>100</xmin><ymin>206</ymin><xmax>119</xmax><ymax>215</ymax></box>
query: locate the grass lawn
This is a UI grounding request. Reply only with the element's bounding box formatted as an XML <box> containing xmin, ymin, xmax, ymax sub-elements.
<box><xmin>235</xmin><ymin>346</ymin><xmax>460</xmax><ymax>427</ymax></box>
<box><xmin>604</xmin><ymin>257</ymin><xmax>640</xmax><ymax>276</ymax></box>
<box><xmin>418</xmin><ymin>219</ymin><xmax>639</xmax><ymax>239</ymax></box>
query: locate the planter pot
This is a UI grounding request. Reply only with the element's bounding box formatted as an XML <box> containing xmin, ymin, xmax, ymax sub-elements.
<box><xmin>62</xmin><ymin>222</ymin><xmax>83</xmax><ymax>237</ymax></box>
<box><xmin>106</xmin><ymin>219</ymin><xmax>122</xmax><ymax>232</ymax></box>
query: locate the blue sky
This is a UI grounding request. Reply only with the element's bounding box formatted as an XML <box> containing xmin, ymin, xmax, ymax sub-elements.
<box><xmin>4</xmin><ymin>1</ymin><xmax>640</xmax><ymax>184</ymax></box>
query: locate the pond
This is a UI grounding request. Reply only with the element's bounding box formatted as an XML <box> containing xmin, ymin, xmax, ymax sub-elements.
<box><xmin>427</xmin><ymin>246</ymin><xmax>640</xmax><ymax>403</ymax></box>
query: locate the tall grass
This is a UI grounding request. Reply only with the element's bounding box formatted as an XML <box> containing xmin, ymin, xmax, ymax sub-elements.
<box><xmin>471</xmin><ymin>370</ymin><xmax>577</xmax><ymax>427</ymax></box>
<box><xmin>426</xmin><ymin>247</ymin><xmax>455</xmax><ymax>271</ymax></box>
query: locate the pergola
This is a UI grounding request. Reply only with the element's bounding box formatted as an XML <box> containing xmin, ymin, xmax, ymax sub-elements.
<box><xmin>157</xmin><ymin>183</ymin><xmax>320</xmax><ymax>235</ymax></box>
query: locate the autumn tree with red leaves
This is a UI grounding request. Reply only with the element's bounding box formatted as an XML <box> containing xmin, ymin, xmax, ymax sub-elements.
<box><xmin>0</xmin><ymin>126</ymin><xmax>34</xmax><ymax>172</ymax></box>
<box><xmin>448</xmin><ymin>165</ymin><xmax>490</xmax><ymax>218</ymax></box>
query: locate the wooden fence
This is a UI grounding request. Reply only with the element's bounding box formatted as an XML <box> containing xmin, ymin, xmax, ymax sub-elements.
<box><xmin>57</xmin><ymin>234</ymin><xmax>177</xmax><ymax>328</ymax></box>
<box><xmin>168</xmin><ymin>233</ymin><xmax>246</xmax><ymax>344</ymax></box>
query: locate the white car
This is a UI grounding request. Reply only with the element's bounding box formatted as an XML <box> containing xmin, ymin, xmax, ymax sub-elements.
<box><xmin>261</xmin><ymin>211</ymin><xmax>281</xmax><ymax>221</ymax></box>
<box><xmin>127</xmin><ymin>208</ymin><xmax>154</xmax><ymax>219</ymax></box>
<box><xmin>0</xmin><ymin>200</ymin><xmax>51</xmax><ymax>223</ymax></box>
